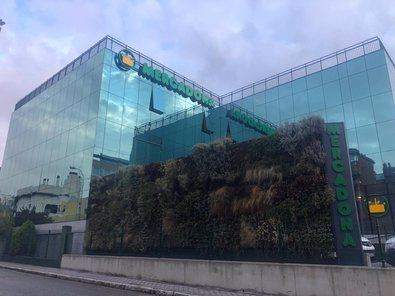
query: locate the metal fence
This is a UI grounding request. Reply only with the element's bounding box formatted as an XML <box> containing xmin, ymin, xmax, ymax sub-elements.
<box><xmin>1</xmin><ymin>227</ymin><xmax>84</xmax><ymax>268</ymax></box>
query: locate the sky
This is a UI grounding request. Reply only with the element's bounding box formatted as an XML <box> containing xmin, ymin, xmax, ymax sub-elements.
<box><xmin>1</xmin><ymin>0</ymin><xmax>395</xmax><ymax>165</ymax></box>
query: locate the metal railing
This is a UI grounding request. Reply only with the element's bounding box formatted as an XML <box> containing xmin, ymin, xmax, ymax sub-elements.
<box><xmin>227</xmin><ymin>103</ymin><xmax>278</xmax><ymax>130</ymax></box>
<box><xmin>15</xmin><ymin>35</ymin><xmax>222</xmax><ymax>111</ymax></box>
<box><xmin>105</xmin><ymin>36</ymin><xmax>221</xmax><ymax>104</ymax></box>
<box><xmin>135</xmin><ymin>104</ymin><xmax>205</xmax><ymax>135</ymax></box>
<box><xmin>15</xmin><ymin>36</ymin><xmax>109</xmax><ymax>111</ymax></box>
<box><xmin>135</xmin><ymin>101</ymin><xmax>277</xmax><ymax>136</ymax></box>
<box><xmin>15</xmin><ymin>36</ymin><xmax>383</xmax><ymax>111</ymax></box>
<box><xmin>220</xmin><ymin>37</ymin><xmax>382</xmax><ymax>105</ymax></box>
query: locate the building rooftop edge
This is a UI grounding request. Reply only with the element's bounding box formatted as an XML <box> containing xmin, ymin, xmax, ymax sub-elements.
<box><xmin>220</xmin><ymin>36</ymin><xmax>383</xmax><ymax>104</ymax></box>
<box><xmin>14</xmin><ymin>36</ymin><xmax>384</xmax><ymax>111</ymax></box>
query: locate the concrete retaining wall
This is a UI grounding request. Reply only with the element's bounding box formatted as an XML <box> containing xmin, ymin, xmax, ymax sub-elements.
<box><xmin>61</xmin><ymin>255</ymin><xmax>395</xmax><ymax>296</ymax></box>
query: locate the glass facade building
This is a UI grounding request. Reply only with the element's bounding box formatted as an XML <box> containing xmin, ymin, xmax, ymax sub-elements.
<box><xmin>1</xmin><ymin>36</ymin><xmax>395</xmax><ymax>226</ymax></box>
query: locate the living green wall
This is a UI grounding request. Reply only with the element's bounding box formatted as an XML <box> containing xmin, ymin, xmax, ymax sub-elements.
<box><xmin>88</xmin><ymin>116</ymin><xmax>334</xmax><ymax>261</ymax></box>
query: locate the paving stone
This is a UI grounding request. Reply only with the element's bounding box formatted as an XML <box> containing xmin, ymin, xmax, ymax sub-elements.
<box><xmin>0</xmin><ymin>261</ymin><xmax>269</xmax><ymax>296</ymax></box>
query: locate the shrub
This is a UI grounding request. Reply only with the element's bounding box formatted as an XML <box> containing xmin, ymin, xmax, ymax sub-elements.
<box><xmin>10</xmin><ymin>220</ymin><xmax>36</xmax><ymax>256</ymax></box>
<box><xmin>0</xmin><ymin>205</ymin><xmax>13</xmax><ymax>240</ymax></box>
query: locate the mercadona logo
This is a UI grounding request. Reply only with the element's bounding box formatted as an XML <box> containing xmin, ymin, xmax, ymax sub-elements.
<box><xmin>114</xmin><ymin>49</ymin><xmax>135</xmax><ymax>71</ymax></box>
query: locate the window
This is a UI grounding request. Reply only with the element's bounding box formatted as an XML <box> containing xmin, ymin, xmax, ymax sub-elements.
<box><xmin>356</xmin><ymin>124</ymin><xmax>380</xmax><ymax>154</ymax></box>
<box><xmin>367</xmin><ymin>65</ymin><xmax>391</xmax><ymax>95</ymax></box>
<box><xmin>349</xmin><ymin>72</ymin><xmax>370</xmax><ymax>101</ymax></box>
<box><xmin>308</xmin><ymin>86</ymin><xmax>325</xmax><ymax>112</ymax></box>
<box><xmin>353</xmin><ymin>97</ymin><xmax>375</xmax><ymax>127</ymax></box>
<box><xmin>323</xmin><ymin>80</ymin><xmax>342</xmax><ymax>107</ymax></box>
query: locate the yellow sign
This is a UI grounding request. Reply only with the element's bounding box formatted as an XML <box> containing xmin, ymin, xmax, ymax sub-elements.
<box><xmin>367</xmin><ymin>196</ymin><xmax>389</xmax><ymax>218</ymax></box>
<box><xmin>115</xmin><ymin>49</ymin><xmax>135</xmax><ymax>71</ymax></box>
<box><xmin>369</xmin><ymin>200</ymin><xmax>385</xmax><ymax>214</ymax></box>
<box><xmin>122</xmin><ymin>54</ymin><xmax>134</xmax><ymax>67</ymax></box>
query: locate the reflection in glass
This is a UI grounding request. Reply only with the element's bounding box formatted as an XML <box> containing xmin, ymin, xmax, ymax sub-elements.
<box><xmin>308</xmin><ymin>86</ymin><xmax>325</xmax><ymax>112</ymax></box>
<box><xmin>356</xmin><ymin>124</ymin><xmax>380</xmax><ymax>154</ymax></box>
<box><xmin>377</xmin><ymin>120</ymin><xmax>395</xmax><ymax>151</ymax></box>
<box><xmin>353</xmin><ymin>97</ymin><xmax>375</xmax><ymax>127</ymax></box>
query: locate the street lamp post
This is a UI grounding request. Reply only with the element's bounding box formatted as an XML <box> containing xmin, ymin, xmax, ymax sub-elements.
<box><xmin>69</xmin><ymin>166</ymin><xmax>84</xmax><ymax>220</ymax></box>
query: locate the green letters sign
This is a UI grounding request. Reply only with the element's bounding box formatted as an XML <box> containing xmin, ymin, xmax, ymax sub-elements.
<box><xmin>323</xmin><ymin>122</ymin><xmax>363</xmax><ymax>266</ymax></box>
<box><xmin>226</xmin><ymin>109</ymin><xmax>276</xmax><ymax>135</ymax></box>
<box><xmin>114</xmin><ymin>50</ymin><xmax>216</xmax><ymax>109</ymax></box>
<box><xmin>138</xmin><ymin>63</ymin><xmax>216</xmax><ymax>109</ymax></box>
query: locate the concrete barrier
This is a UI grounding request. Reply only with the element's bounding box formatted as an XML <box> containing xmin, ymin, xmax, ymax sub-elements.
<box><xmin>61</xmin><ymin>255</ymin><xmax>395</xmax><ymax>296</ymax></box>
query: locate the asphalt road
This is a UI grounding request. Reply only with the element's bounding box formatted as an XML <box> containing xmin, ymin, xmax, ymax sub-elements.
<box><xmin>0</xmin><ymin>268</ymin><xmax>146</xmax><ymax>296</ymax></box>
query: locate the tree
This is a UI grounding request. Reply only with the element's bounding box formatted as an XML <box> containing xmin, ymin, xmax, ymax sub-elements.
<box><xmin>10</xmin><ymin>220</ymin><xmax>36</xmax><ymax>256</ymax></box>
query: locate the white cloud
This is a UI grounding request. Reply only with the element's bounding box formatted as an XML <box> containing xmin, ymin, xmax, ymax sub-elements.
<box><xmin>1</xmin><ymin>0</ymin><xmax>395</xmax><ymax>165</ymax></box>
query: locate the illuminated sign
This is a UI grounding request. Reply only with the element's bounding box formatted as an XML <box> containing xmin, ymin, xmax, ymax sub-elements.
<box><xmin>366</xmin><ymin>195</ymin><xmax>389</xmax><ymax>218</ymax></box>
<box><xmin>138</xmin><ymin>63</ymin><xmax>215</xmax><ymax>109</ymax></box>
<box><xmin>114</xmin><ymin>49</ymin><xmax>135</xmax><ymax>71</ymax></box>
<box><xmin>226</xmin><ymin>109</ymin><xmax>276</xmax><ymax>135</ymax></box>
<box><xmin>114</xmin><ymin>50</ymin><xmax>215</xmax><ymax>109</ymax></box>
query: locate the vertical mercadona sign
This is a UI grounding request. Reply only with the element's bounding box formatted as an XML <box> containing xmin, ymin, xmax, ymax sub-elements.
<box><xmin>323</xmin><ymin>122</ymin><xmax>364</xmax><ymax>266</ymax></box>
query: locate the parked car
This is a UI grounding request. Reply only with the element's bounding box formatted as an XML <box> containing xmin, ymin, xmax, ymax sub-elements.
<box><xmin>361</xmin><ymin>236</ymin><xmax>375</xmax><ymax>254</ymax></box>
<box><xmin>385</xmin><ymin>236</ymin><xmax>395</xmax><ymax>266</ymax></box>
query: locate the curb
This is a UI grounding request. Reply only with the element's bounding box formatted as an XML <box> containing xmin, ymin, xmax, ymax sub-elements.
<box><xmin>0</xmin><ymin>264</ymin><xmax>196</xmax><ymax>296</ymax></box>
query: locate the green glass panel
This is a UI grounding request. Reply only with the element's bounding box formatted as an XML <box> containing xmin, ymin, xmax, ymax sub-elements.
<box><xmin>372</xmin><ymin>92</ymin><xmax>395</xmax><ymax>122</ymax></box>
<box><xmin>367</xmin><ymin>65</ymin><xmax>391</xmax><ymax>95</ymax></box>
<box><xmin>338</xmin><ymin>63</ymin><xmax>348</xmax><ymax>78</ymax></box>
<box><xmin>322</xmin><ymin>66</ymin><xmax>339</xmax><ymax>83</ymax></box>
<box><xmin>340</xmin><ymin>78</ymin><xmax>351</xmax><ymax>103</ymax></box>
<box><xmin>323</xmin><ymin>80</ymin><xmax>342</xmax><ymax>107</ymax></box>
<box><xmin>308</xmin><ymin>86</ymin><xmax>325</xmax><ymax>112</ymax></box>
<box><xmin>266</xmin><ymin>87</ymin><xmax>278</xmax><ymax>102</ymax></box>
<box><xmin>377</xmin><ymin>120</ymin><xmax>395</xmax><ymax>151</ymax></box>
<box><xmin>343</xmin><ymin>102</ymin><xmax>356</xmax><ymax>129</ymax></box>
<box><xmin>292</xmin><ymin>77</ymin><xmax>307</xmax><ymax>93</ymax></box>
<box><xmin>326</xmin><ymin>105</ymin><xmax>344</xmax><ymax>123</ymax></box>
<box><xmin>254</xmin><ymin>103</ymin><xmax>267</xmax><ymax>118</ymax></box>
<box><xmin>349</xmin><ymin>72</ymin><xmax>370</xmax><ymax>100</ymax></box>
<box><xmin>279</xmin><ymin>82</ymin><xmax>292</xmax><ymax>98</ymax></box>
<box><xmin>346</xmin><ymin>128</ymin><xmax>358</xmax><ymax>149</ymax></box>
<box><xmin>365</xmin><ymin>50</ymin><xmax>386</xmax><ymax>69</ymax></box>
<box><xmin>106</xmin><ymin>93</ymin><xmax>124</xmax><ymax>124</ymax></box>
<box><xmin>293</xmin><ymin>91</ymin><xmax>309</xmax><ymax>116</ymax></box>
<box><xmin>347</xmin><ymin>56</ymin><xmax>366</xmax><ymax>75</ymax></box>
<box><xmin>356</xmin><ymin>124</ymin><xmax>380</xmax><ymax>154</ymax></box>
<box><xmin>279</xmin><ymin>95</ymin><xmax>294</xmax><ymax>120</ymax></box>
<box><xmin>108</xmin><ymin>67</ymin><xmax>126</xmax><ymax>97</ymax></box>
<box><xmin>266</xmin><ymin>100</ymin><xmax>280</xmax><ymax>123</ymax></box>
<box><xmin>353</xmin><ymin>97</ymin><xmax>375</xmax><ymax>127</ymax></box>
<box><xmin>306</xmin><ymin>72</ymin><xmax>322</xmax><ymax>88</ymax></box>
<box><xmin>124</xmin><ymin>71</ymin><xmax>139</xmax><ymax>104</ymax></box>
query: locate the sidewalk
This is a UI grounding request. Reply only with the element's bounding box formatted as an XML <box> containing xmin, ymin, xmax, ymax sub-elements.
<box><xmin>0</xmin><ymin>261</ymin><xmax>267</xmax><ymax>296</ymax></box>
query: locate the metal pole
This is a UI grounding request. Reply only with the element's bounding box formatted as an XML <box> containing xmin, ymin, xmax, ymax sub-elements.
<box><xmin>69</xmin><ymin>166</ymin><xmax>84</xmax><ymax>220</ymax></box>
<box><xmin>365</xmin><ymin>186</ymin><xmax>374</xmax><ymax>234</ymax></box>
<box><xmin>375</xmin><ymin>217</ymin><xmax>385</xmax><ymax>268</ymax></box>
<box><xmin>45</xmin><ymin>230</ymin><xmax>50</xmax><ymax>259</ymax></box>
<box><xmin>385</xmin><ymin>182</ymin><xmax>395</xmax><ymax>233</ymax></box>
<box><xmin>357</xmin><ymin>198</ymin><xmax>364</xmax><ymax>234</ymax></box>
<box><xmin>119</xmin><ymin>224</ymin><xmax>124</xmax><ymax>256</ymax></box>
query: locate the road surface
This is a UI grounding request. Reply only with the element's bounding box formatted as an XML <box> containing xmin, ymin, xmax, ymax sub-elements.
<box><xmin>0</xmin><ymin>268</ymin><xmax>146</xmax><ymax>296</ymax></box>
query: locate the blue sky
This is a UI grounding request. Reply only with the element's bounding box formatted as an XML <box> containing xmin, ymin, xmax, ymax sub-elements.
<box><xmin>1</xmin><ymin>0</ymin><xmax>395</xmax><ymax>164</ymax></box>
